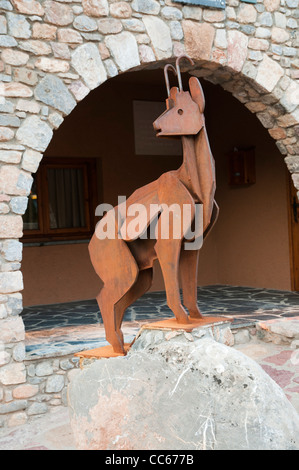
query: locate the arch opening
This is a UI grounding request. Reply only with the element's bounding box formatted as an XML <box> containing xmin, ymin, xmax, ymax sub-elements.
<box><xmin>20</xmin><ymin>63</ymin><xmax>296</xmax><ymax>340</ymax></box>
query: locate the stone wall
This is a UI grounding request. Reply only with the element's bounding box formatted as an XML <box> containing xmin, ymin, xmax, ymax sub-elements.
<box><xmin>0</xmin><ymin>352</ymin><xmax>79</xmax><ymax>427</ymax></box>
<box><xmin>0</xmin><ymin>0</ymin><xmax>299</xmax><ymax>426</ymax></box>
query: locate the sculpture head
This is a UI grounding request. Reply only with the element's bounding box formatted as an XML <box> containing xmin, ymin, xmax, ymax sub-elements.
<box><xmin>153</xmin><ymin>55</ymin><xmax>205</xmax><ymax>137</ymax></box>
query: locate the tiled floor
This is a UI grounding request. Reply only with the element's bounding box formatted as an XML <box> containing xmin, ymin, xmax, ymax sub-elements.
<box><xmin>22</xmin><ymin>285</ymin><xmax>299</xmax><ymax>358</ymax></box>
<box><xmin>22</xmin><ymin>285</ymin><xmax>299</xmax><ymax>332</ymax></box>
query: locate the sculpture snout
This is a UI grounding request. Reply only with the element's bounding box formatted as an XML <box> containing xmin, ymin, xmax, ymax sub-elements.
<box><xmin>153</xmin><ymin>117</ymin><xmax>162</xmax><ymax>136</ymax></box>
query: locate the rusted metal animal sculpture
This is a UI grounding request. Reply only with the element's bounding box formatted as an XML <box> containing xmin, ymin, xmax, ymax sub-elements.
<box><xmin>89</xmin><ymin>55</ymin><xmax>218</xmax><ymax>354</ymax></box>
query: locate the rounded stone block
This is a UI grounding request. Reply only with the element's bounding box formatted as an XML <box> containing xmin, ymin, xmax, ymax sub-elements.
<box><xmin>82</xmin><ymin>0</ymin><xmax>109</xmax><ymax>18</ymax></box>
<box><xmin>143</xmin><ymin>16</ymin><xmax>172</xmax><ymax>60</ymax></box>
<box><xmin>227</xmin><ymin>30</ymin><xmax>248</xmax><ymax>73</ymax></box>
<box><xmin>16</xmin><ymin>115</ymin><xmax>53</xmax><ymax>152</ymax></box>
<box><xmin>44</xmin><ymin>0</ymin><xmax>74</xmax><ymax>26</ymax></box>
<box><xmin>0</xmin><ymin>82</ymin><xmax>33</xmax><ymax>98</ymax></box>
<box><xmin>256</xmin><ymin>55</ymin><xmax>284</xmax><ymax>93</ymax></box>
<box><xmin>105</xmin><ymin>31</ymin><xmax>140</xmax><ymax>72</ymax></box>
<box><xmin>0</xmin><ymin>271</ymin><xmax>24</xmax><ymax>295</ymax></box>
<box><xmin>132</xmin><ymin>0</ymin><xmax>160</xmax><ymax>15</ymax></box>
<box><xmin>34</xmin><ymin>75</ymin><xmax>76</xmax><ymax>115</ymax></box>
<box><xmin>7</xmin><ymin>13</ymin><xmax>31</xmax><ymax>40</ymax></box>
<box><xmin>182</xmin><ymin>20</ymin><xmax>215</xmax><ymax>61</ymax></box>
<box><xmin>11</xmin><ymin>0</ymin><xmax>45</xmax><ymax>16</ymax></box>
<box><xmin>285</xmin><ymin>156</ymin><xmax>299</xmax><ymax>173</ymax></box>
<box><xmin>68</xmin><ymin>337</ymin><xmax>299</xmax><ymax>450</ymax></box>
<box><xmin>0</xmin><ymin>127</ymin><xmax>14</xmax><ymax>142</ymax></box>
<box><xmin>0</xmin><ymin>215</ymin><xmax>23</xmax><ymax>238</ymax></box>
<box><xmin>0</xmin><ymin>362</ymin><xmax>26</xmax><ymax>386</ymax></box>
<box><xmin>71</xmin><ymin>42</ymin><xmax>107</xmax><ymax>90</ymax></box>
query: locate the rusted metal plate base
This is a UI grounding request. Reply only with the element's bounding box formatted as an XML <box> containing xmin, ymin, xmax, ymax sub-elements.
<box><xmin>143</xmin><ymin>316</ymin><xmax>231</xmax><ymax>332</ymax></box>
<box><xmin>74</xmin><ymin>343</ymin><xmax>131</xmax><ymax>360</ymax></box>
<box><xmin>74</xmin><ymin>317</ymin><xmax>231</xmax><ymax>362</ymax></box>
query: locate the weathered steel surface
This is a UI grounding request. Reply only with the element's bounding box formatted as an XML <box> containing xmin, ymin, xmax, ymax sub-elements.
<box><xmin>89</xmin><ymin>55</ymin><xmax>218</xmax><ymax>354</ymax></box>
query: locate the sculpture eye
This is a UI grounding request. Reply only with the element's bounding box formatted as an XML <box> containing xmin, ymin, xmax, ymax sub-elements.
<box><xmin>178</xmin><ymin>109</ymin><xmax>183</xmax><ymax>115</ymax></box>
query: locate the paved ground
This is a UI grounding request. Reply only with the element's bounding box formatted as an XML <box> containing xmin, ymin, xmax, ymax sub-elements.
<box><xmin>0</xmin><ymin>332</ymin><xmax>298</xmax><ymax>450</ymax></box>
<box><xmin>22</xmin><ymin>285</ymin><xmax>299</xmax><ymax>359</ymax></box>
<box><xmin>0</xmin><ymin>406</ymin><xmax>76</xmax><ymax>450</ymax></box>
<box><xmin>235</xmin><ymin>339</ymin><xmax>299</xmax><ymax>413</ymax></box>
<box><xmin>22</xmin><ymin>285</ymin><xmax>299</xmax><ymax>332</ymax></box>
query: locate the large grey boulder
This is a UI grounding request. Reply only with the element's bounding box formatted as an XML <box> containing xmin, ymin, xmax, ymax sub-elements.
<box><xmin>68</xmin><ymin>336</ymin><xmax>299</xmax><ymax>450</ymax></box>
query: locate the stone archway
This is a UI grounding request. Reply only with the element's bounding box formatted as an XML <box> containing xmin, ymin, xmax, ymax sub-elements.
<box><xmin>0</xmin><ymin>0</ymin><xmax>299</xmax><ymax>424</ymax></box>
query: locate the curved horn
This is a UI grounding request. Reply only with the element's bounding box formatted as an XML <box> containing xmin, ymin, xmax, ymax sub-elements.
<box><xmin>176</xmin><ymin>55</ymin><xmax>194</xmax><ymax>92</ymax></box>
<box><xmin>164</xmin><ymin>63</ymin><xmax>177</xmax><ymax>97</ymax></box>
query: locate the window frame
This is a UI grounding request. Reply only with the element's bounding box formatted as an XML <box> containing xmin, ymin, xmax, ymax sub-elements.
<box><xmin>23</xmin><ymin>157</ymin><xmax>98</xmax><ymax>243</ymax></box>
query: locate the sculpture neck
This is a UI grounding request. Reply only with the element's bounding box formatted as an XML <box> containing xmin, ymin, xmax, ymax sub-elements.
<box><xmin>179</xmin><ymin>133</ymin><xmax>203</xmax><ymax>202</ymax></box>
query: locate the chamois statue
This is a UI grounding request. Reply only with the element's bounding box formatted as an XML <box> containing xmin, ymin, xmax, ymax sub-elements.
<box><xmin>89</xmin><ymin>55</ymin><xmax>218</xmax><ymax>354</ymax></box>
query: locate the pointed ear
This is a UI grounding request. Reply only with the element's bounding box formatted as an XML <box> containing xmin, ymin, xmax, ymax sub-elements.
<box><xmin>169</xmin><ymin>86</ymin><xmax>179</xmax><ymax>101</ymax></box>
<box><xmin>189</xmin><ymin>77</ymin><xmax>205</xmax><ymax>113</ymax></box>
<box><xmin>165</xmin><ymin>86</ymin><xmax>178</xmax><ymax>109</ymax></box>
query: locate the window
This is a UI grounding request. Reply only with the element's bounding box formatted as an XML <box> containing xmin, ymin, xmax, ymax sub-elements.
<box><xmin>23</xmin><ymin>158</ymin><xmax>98</xmax><ymax>242</ymax></box>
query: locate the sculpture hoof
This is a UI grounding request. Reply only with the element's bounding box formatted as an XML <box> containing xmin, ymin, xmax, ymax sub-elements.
<box><xmin>107</xmin><ymin>334</ymin><xmax>126</xmax><ymax>355</ymax></box>
<box><xmin>112</xmin><ymin>344</ymin><xmax>126</xmax><ymax>355</ymax></box>
<box><xmin>189</xmin><ymin>309</ymin><xmax>204</xmax><ymax>320</ymax></box>
<box><xmin>176</xmin><ymin>314</ymin><xmax>190</xmax><ymax>324</ymax></box>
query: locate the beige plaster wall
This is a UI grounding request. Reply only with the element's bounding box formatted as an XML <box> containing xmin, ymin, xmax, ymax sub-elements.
<box><xmin>204</xmin><ymin>83</ymin><xmax>291</xmax><ymax>290</ymax></box>
<box><xmin>22</xmin><ymin>71</ymin><xmax>291</xmax><ymax>306</ymax></box>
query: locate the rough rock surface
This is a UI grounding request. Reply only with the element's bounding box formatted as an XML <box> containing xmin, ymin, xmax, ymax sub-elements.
<box><xmin>257</xmin><ymin>318</ymin><xmax>299</xmax><ymax>345</ymax></box>
<box><xmin>68</xmin><ymin>336</ymin><xmax>299</xmax><ymax>450</ymax></box>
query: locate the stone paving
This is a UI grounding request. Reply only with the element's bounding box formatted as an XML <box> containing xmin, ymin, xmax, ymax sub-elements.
<box><xmin>236</xmin><ymin>337</ymin><xmax>299</xmax><ymax>414</ymax></box>
<box><xmin>22</xmin><ymin>285</ymin><xmax>299</xmax><ymax>357</ymax></box>
<box><xmin>22</xmin><ymin>285</ymin><xmax>299</xmax><ymax>332</ymax></box>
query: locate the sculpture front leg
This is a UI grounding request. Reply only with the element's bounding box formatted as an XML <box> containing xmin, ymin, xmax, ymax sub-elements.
<box><xmin>180</xmin><ymin>248</ymin><xmax>203</xmax><ymax>319</ymax></box>
<box><xmin>155</xmin><ymin>238</ymin><xmax>189</xmax><ymax>324</ymax></box>
<box><xmin>97</xmin><ymin>291</ymin><xmax>126</xmax><ymax>354</ymax></box>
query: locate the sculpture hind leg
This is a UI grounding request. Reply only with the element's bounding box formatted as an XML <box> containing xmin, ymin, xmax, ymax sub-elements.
<box><xmin>89</xmin><ymin>232</ymin><xmax>139</xmax><ymax>354</ymax></box>
<box><xmin>97</xmin><ymin>267</ymin><xmax>140</xmax><ymax>354</ymax></box>
<box><xmin>114</xmin><ymin>268</ymin><xmax>153</xmax><ymax>343</ymax></box>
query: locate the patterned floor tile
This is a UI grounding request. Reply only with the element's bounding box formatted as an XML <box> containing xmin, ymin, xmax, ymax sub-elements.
<box><xmin>22</xmin><ymin>285</ymin><xmax>299</xmax><ymax>332</ymax></box>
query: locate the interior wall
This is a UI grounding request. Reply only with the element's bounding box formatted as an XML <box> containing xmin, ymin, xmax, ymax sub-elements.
<box><xmin>21</xmin><ymin>70</ymin><xmax>291</xmax><ymax>306</ymax></box>
<box><xmin>205</xmin><ymin>88</ymin><xmax>291</xmax><ymax>290</ymax></box>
